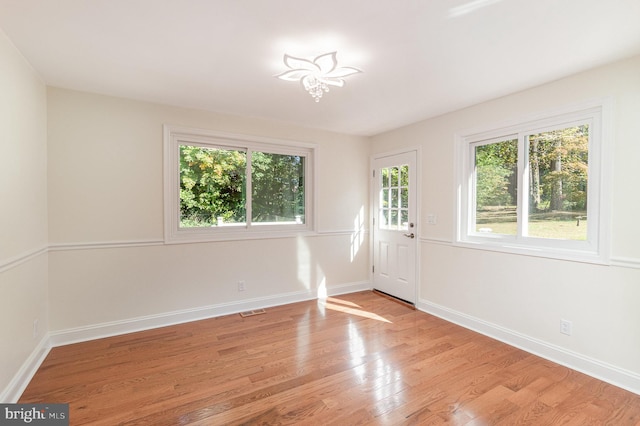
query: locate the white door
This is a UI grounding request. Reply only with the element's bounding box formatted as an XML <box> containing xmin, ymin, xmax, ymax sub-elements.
<box><xmin>373</xmin><ymin>151</ymin><xmax>417</xmax><ymax>304</ymax></box>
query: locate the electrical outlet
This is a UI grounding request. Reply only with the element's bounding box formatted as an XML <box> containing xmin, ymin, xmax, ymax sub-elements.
<box><xmin>560</xmin><ymin>319</ymin><xmax>572</xmax><ymax>336</ymax></box>
<box><xmin>33</xmin><ymin>319</ymin><xmax>39</xmax><ymax>339</ymax></box>
<box><xmin>238</xmin><ymin>280</ymin><xmax>245</xmax><ymax>292</ymax></box>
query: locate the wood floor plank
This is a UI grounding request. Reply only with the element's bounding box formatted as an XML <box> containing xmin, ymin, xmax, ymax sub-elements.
<box><xmin>19</xmin><ymin>291</ymin><xmax>640</xmax><ymax>425</ymax></box>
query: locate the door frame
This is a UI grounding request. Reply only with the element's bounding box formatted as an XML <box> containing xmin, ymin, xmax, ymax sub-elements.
<box><xmin>370</xmin><ymin>147</ymin><xmax>421</xmax><ymax>304</ymax></box>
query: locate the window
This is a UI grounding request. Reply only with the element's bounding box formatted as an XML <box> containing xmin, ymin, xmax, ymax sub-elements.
<box><xmin>164</xmin><ymin>126</ymin><xmax>315</xmax><ymax>242</ymax></box>
<box><xmin>456</xmin><ymin>101</ymin><xmax>609</xmax><ymax>262</ymax></box>
<box><xmin>379</xmin><ymin>164</ymin><xmax>410</xmax><ymax>231</ymax></box>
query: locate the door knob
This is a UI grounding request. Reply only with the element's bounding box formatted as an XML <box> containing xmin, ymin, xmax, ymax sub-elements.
<box><xmin>403</xmin><ymin>233</ymin><xmax>415</xmax><ymax>239</ymax></box>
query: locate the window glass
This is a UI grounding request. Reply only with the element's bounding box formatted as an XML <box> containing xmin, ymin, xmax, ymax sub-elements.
<box><xmin>526</xmin><ymin>125</ymin><xmax>589</xmax><ymax>240</ymax></box>
<box><xmin>474</xmin><ymin>138</ymin><xmax>518</xmax><ymax>236</ymax></box>
<box><xmin>252</xmin><ymin>152</ymin><xmax>305</xmax><ymax>224</ymax></box>
<box><xmin>471</xmin><ymin>127</ymin><xmax>591</xmax><ymax>241</ymax></box>
<box><xmin>179</xmin><ymin>145</ymin><xmax>246</xmax><ymax>228</ymax></box>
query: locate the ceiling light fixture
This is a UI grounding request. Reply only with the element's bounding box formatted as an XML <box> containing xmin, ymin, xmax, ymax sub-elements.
<box><xmin>275</xmin><ymin>52</ymin><xmax>362</xmax><ymax>102</ymax></box>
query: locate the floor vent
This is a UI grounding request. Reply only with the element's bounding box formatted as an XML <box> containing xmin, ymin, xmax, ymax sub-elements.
<box><xmin>239</xmin><ymin>309</ymin><xmax>266</xmax><ymax>318</ymax></box>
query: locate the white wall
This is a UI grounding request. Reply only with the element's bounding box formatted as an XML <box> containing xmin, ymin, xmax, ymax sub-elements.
<box><xmin>0</xmin><ymin>29</ymin><xmax>49</xmax><ymax>401</ymax></box>
<box><xmin>46</xmin><ymin>88</ymin><xmax>371</xmax><ymax>336</ymax></box>
<box><xmin>371</xmin><ymin>55</ymin><xmax>640</xmax><ymax>391</ymax></box>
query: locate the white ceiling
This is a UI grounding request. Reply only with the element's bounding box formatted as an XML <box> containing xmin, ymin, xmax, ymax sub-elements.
<box><xmin>1</xmin><ymin>0</ymin><xmax>639</xmax><ymax>136</ymax></box>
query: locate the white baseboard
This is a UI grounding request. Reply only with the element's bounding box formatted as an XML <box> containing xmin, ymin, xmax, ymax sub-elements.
<box><xmin>417</xmin><ymin>298</ymin><xmax>640</xmax><ymax>396</ymax></box>
<box><xmin>1</xmin><ymin>335</ymin><xmax>51</xmax><ymax>403</ymax></box>
<box><xmin>49</xmin><ymin>281</ymin><xmax>371</xmax><ymax>347</ymax></box>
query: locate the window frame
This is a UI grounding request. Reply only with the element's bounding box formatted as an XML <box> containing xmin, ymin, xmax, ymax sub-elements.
<box><xmin>455</xmin><ymin>100</ymin><xmax>611</xmax><ymax>263</ymax></box>
<box><xmin>164</xmin><ymin>125</ymin><xmax>316</xmax><ymax>243</ymax></box>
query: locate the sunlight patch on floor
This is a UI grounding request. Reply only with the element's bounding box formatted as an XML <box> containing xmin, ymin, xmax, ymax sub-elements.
<box><xmin>326</xmin><ymin>297</ymin><xmax>361</xmax><ymax>308</ymax></box>
<box><xmin>320</xmin><ymin>298</ymin><xmax>392</xmax><ymax>323</ymax></box>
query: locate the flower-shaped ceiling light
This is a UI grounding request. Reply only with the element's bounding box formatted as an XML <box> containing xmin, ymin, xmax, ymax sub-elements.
<box><xmin>275</xmin><ymin>52</ymin><xmax>362</xmax><ymax>102</ymax></box>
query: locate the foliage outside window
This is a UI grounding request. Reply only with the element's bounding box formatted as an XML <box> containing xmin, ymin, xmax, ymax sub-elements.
<box><xmin>251</xmin><ymin>152</ymin><xmax>305</xmax><ymax>225</ymax></box>
<box><xmin>457</xmin><ymin>103</ymin><xmax>607</xmax><ymax>262</ymax></box>
<box><xmin>180</xmin><ymin>146</ymin><xmax>247</xmax><ymax>227</ymax></box>
<box><xmin>164</xmin><ymin>126</ymin><xmax>314</xmax><ymax>242</ymax></box>
<box><xmin>474</xmin><ymin>138</ymin><xmax>518</xmax><ymax>236</ymax></box>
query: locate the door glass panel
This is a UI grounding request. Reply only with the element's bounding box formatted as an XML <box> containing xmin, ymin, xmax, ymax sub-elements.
<box><xmin>400</xmin><ymin>165</ymin><xmax>409</xmax><ymax>186</ymax></box>
<box><xmin>381</xmin><ymin>209</ymin><xmax>389</xmax><ymax>227</ymax></box>
<box><xmin>390</xmin><ymin>167</ymin><xmax>398</xmax><ymax>187</ymax></box>
<box><xmin>400</xmin><ymin>188</ymin><xmax>408</xmax><ymax>208</ymax></box>
<box><xmin>381</xmin><ymin>189</ymin><xmax>389</xmax><ymax>208</ymax></box>
<box><xmin>379</xmin><ymin>164</ymin><xmax>410</xmax><ymax>231</ymax></box>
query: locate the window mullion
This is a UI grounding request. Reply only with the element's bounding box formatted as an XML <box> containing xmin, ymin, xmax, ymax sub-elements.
<box><xmin>468</xmin><ymin>143</ymin><xmax>477</xmax><ymax>236</ymax></box>
<box><xmin>246</xmin><ymin>148</ymin><xmax>252</xmax><ymax>229</ymax></box>
<box><xmin>584</xmin><ymin>116</ymin><xmax>597</xmax><ymax>246</ymax></box>
<box><xmin>518</xmin><ymin>133</ymin><xmax>528</xmax><ymax>239</ymax></box>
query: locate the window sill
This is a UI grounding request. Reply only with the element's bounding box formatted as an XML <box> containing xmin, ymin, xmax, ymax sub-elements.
<box><xmin>454</xmin><ymin>239</ymin><xmax>608</xmax><ymax>265</ymax></box>
<box><xmin>164</xmin><ymin>228</ymin><xmax>317</xmax><ymax>245</ymax></box>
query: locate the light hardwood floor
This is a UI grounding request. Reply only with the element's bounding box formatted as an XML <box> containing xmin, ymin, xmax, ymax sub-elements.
<box><xmin>20</xmin><ymin>291</ymin><xmax>640</xmax><ymax>425</ymax></box>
